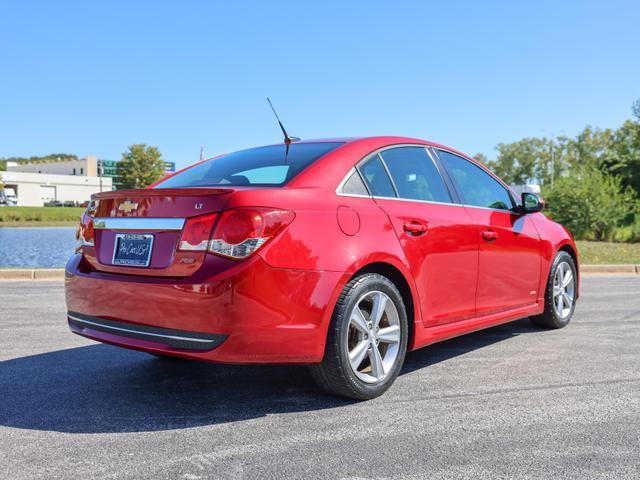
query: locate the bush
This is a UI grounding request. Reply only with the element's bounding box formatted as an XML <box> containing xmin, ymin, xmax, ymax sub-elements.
<box><xmin>543</xmin><ymin>169</ymin><xmax>637</xmax><ymax>241</ymax></box>
<box><xmin>612</xmin><ymin>219</ymin><xmax>640</xmax><ymax>243</ymax></box>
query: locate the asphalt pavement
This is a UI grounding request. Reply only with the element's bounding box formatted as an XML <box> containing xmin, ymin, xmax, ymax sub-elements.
<box><xmin>1</xmin><ymin>276</ymin><xmax>639</xmax><ymax>479</ymax></box>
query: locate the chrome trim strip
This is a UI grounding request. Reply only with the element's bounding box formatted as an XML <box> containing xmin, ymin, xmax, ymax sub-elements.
<box><xmin>93</xmin><ymin>217</ymin><xmax>186</xmax><ymax>230</ymax></box>
<box><xmin>337</xmin><ymin>191</ymin><xmax>518</xmax><ymax>214</ymax></box>
<box><xmin>335</xmin><ymin>192</ymin><xmax>373</xmax><ymax>199</ymax></box>
<box><xmin>68</xmin><ymin>315</ymin><xmax>214</xmax><ymax>344</ymax></box>
<box><xmin>371</xmin><ymin>195</ymin><xmax>517</xmax><ymax>213</ymax></box>
<box><xmin>457</xmin><ymin>203</ymin><xmax>517</xmax><ymax>214</ymax></box>
<box><xmin>371</xmin><ymin>195</ymin><xmax>462</xmax><ymax>208</ymax></box>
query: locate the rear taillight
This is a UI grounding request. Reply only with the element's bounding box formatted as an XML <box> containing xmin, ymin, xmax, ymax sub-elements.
<box><xmin>76</xmin><ymin>211</ymin><xmax>95</xmax><ymax>251</ymax></box>
<box><xmin>178</xmin><ymin>213</ymin><xmax>218</xmax><ymax>251</ymax></box>
<box><xmin>208</xmin><ymin>207</ymin><xmax>294</xmax><ymax>259</ymax></box>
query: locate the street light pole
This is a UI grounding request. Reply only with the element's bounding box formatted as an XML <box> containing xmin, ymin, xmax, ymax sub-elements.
<box><xmin>550</xmin><ymin>141</ymin><xmax>555</xmax><ymax>185</ymax></box>
<box><xmin>541</xmin><ymin>129</ymin><xmax>565</xmax><ymax>186</ymax></box>
<box><xmin>98</xmin><ymin>159</ymin><xmax>103</xmax><ymax>192</ymax></box>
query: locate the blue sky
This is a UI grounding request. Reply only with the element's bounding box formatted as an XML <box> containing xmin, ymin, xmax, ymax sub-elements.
<box><xmin>1</xmin><ymin>0</ymin><xmax>638</xmax><ymax>169</ymax></box>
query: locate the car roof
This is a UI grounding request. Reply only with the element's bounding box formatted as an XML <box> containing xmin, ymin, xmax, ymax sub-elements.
<box><xmin>294</xmin><ymin>136</ymin><xmax>474</xmax><ymax>161</ymax></box>
<box><xmin>287</xmin><ymin>136</ymin><xmax>468</xmax><ymax>155</ymax></box>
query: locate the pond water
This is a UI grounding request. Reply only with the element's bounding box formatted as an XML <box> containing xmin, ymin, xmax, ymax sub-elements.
<box><xmin>0</xmin><ymin>227</ymin><xmax>77</xmax><ymax>268</ymax></box>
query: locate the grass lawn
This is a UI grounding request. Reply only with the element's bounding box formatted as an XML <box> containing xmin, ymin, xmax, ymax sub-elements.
<box><xmin>576</xmin><ymin>240</ymin><xmax>640</xmax><ymax>265</ymax></box>
<box><xmin>0</xmin><ymin>206</ymin><xmax>83</xmax><ymax>227</ymax></box>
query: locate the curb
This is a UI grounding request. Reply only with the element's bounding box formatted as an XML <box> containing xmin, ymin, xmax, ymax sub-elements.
<box><xmin>0</xmin><ymin>265</ymin><xmax>639</xmax><ymax>280</ymax></box>
<box><xmin>0</xmin><ymin>268</ymin><xmax>65</xmax><ymax>280</ymax></box>
<box><xmin>580</xmin><ymin>264</ymin><xmax>639</xmax><ymax>274</ymax></box>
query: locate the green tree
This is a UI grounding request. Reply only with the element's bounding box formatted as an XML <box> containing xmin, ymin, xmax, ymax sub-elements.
<box><xmin>473</xmin><ymin>153</ymin><xmax>488</xmax><ymax>164</ymax></box>
<box><xmin>483</xmin><ymin>122</ymin><xmax>628</xmax><ymax>190</ymax></box>
<box><xmin>119</xmin><ymin>144</ymin><xmax>165</xmax><ymax>189</ymax></box>
<box><xmin>632</xmin><ymin>99</ymin><xmax>640</xmax><ymax>119</ymax></box>
<box><xmin>487</xmin><ymin>137</ymin><xmax>553</xmax><ymax>185</ymax></box>
<box><xmin>601</xmin><ymin>102</ymin><xmax>640</xmax><ymax>195</ymax></box>
<box><xmin>1</xmin><ymin>153</ymin><xmax>79</xmax><ymax>164</ymax></box>
<box><xmin>543</xmin><ymin>168</ymin><xmax>636</xmax><ymax>241</ymax></box>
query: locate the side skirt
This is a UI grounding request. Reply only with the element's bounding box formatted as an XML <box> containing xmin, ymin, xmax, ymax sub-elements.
<box><xmin>409</xmin><ymin>303</ymin><xmax>544</xmax><ymax>351</ymax></box>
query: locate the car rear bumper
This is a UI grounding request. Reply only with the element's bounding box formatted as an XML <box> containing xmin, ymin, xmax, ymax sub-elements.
<box><xmin>68</xmin><ymin>311</ymin><xmax>228</xmax><ymax>351</ymax></box>
<box><xmin>64</xmin><ymin>254</ymin><xmax>343</xmax><ymax>364</ymax></box>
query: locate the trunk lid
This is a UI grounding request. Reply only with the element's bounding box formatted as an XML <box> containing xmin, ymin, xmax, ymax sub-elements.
<box><xmin>83</xmin><ymin>188</ymin><xmax>236</xmax><ymax>277</ymax></box>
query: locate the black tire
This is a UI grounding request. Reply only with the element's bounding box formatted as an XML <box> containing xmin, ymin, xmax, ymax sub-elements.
<box><xmin>530</xmin><ymin>251</ymin><xmax>577</xmax><ymax>329</ymax></box>
<box><xmin>310</xmin><ymin>273</ymin><xmax>408</xmax><ymax>400</ymax></box>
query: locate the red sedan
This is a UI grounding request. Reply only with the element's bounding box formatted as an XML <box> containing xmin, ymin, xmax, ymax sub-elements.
<box><xmin>66</xmin><ymin>137</ymin><xmax>579</xmax><ymax>399</ymax></box>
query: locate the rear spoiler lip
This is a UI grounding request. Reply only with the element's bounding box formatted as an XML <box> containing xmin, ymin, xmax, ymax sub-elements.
<box><xmin>92</xmin><ymin>187</ymin><xmax>238</xmax><ymax>200</ymax></box>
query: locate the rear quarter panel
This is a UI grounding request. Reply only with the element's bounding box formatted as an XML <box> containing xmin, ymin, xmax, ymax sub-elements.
<box><xmin>223</xmin><ymin>186</ymin><xmax>423</xmax><ymax>345</ymax></box>
<box><xmin>225</xmin><ymin>188</ymin><xmax>412</xmax><ymax>273</ymax></box>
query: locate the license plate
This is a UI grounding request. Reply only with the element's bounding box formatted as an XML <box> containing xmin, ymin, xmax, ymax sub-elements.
<box><xmin>112</xmin><ymin>233</ymin><xmax>154</xmax><ymax>267</ymax></box>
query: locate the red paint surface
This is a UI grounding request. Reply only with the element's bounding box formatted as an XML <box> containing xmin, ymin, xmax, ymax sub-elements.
<box><xmin>66</xmin><ymin>136</ymin><xmax>578</xmax><ymax>363</ymax></box>
<box><xmin>337</xmin><ymin>205</ymin><xmax>360</xmax><ymax>236</ymax></box>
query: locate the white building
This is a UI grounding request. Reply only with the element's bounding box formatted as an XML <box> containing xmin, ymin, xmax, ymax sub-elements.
<box><xmin>7</xmin><ymin>156</ymin><xmax>99</xmax><ymax>177</ymax></box>
<box><xmin>0</xmin><ymin>171</ymin><xmax>112</xmax><ymax>207</ymax></box>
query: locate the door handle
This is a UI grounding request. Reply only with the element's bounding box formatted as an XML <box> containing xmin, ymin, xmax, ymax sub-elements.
<box><xmin>404</xmin><ymin>221</ymin><xmax>428</xmax><ymax>236</ymax></box>
<box><xmin>481</xmin><ymin>230</ymin><xmax>499</xmax><ymax>242</ymax></box>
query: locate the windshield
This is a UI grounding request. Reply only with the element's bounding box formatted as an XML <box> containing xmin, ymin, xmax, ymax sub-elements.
<box><xmin>155</xmin><ymin>142</ymin><xmax>343</xmax><ymax>188</ymax></box>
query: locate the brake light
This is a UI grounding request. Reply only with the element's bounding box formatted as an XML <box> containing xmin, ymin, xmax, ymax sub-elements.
<box><xmin>209</xmin><ymin>208</ymin><xmax>294</xmax><ymax>259</ymax></box>
<box><xmin>76</xmin><ymin>211</ymin><xmax>95</xmax><ymax>251</ymax></box>
<box><xmin>179</xmin><ymin>213</ymin><xmax>218</xmax><ymax>251</ymax></box>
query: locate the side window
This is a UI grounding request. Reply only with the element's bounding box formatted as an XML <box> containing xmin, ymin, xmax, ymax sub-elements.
<box><xmin>358</xmin><ymin>154</ymin><xmax>396</xmax><ymax>198</ymax></box>
<box><xmin>340</xmin><ymin>170</ymin><xmax>369</xmax><ymax>195</ymax></box>
<box><xmin>438</xmin><ymin>150</ymin><xmax>514</xmax><ymax>211</ymax></box>
<box><xmin>379</xmin><ymin>147</ymin><xmax>451</xmax><ymax>203</ymax></box>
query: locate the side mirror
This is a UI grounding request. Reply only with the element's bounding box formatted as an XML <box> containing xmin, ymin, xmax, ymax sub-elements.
<box><xmin>521</xmin><ymin>192</ymin><xmax>544</xmax><ymax>213</ymax></box>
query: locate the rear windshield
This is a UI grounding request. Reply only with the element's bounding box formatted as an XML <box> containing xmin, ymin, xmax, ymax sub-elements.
<box><xmin>155</xmin><ymin>142</ymin><xmax>343</xmax><ymax>188</ymax></box>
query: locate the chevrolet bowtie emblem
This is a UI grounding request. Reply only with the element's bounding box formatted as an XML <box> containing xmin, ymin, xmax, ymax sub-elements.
<box><xmin>118</xmin><ymin>200</ymin><xmax>138</xmax><ymax>213</ymax></box>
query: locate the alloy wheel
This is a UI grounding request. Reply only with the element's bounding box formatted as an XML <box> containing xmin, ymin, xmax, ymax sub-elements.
<box><xmin>346</xmin><ymin>291</ymin><xmax>401</xmax><ymax>383</ymax></box>
<box><xmin>553</xmin><ymin>261</ymin><xmax>575</xmax><ymax>319</ymax></box>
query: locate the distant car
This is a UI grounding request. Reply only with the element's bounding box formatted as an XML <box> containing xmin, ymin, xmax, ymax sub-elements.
<box><xmin>44</xmin><ymin>200</ymin><xmax>63</xmax><ymax>207</ymax></box>
<box><xmin>2</xmin><ymin>188</ymin><xmax>17</xmax><ymax>206</ymax></box>
<box><xmin>62</xmin><ymin>200</ymin><xmax>77</xmax><ymax>207</ymax></box>
<box><xmin>65</xmin><ymin>137</ymin><xmax>579</xmax><ymax>399</ymax></box>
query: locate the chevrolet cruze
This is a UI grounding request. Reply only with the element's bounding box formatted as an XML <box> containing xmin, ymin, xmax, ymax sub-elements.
<box><xmin>66</xmin><ymin>137</ymin><xmax>579</xmax><ymax>399</ymax></box>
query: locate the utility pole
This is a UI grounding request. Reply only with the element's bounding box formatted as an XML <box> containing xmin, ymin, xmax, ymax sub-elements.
<box><xmin>541</xmin><ymin>129</ymin><xmax>564</xmax><ymax>186</ymax></box>
<box><xmin>550</xmin><ymin>141</ymin><xmax>555</xmax><ymax>185</ymax></box>
<box><xmin>98</xmin><ymin>159</ymin><xmax>103</xmax><ymax>192</ymax></box>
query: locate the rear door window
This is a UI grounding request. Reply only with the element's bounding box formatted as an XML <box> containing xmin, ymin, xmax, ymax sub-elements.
<box><xmin>358</xmin><ymin>154</ymin><xmax>396</xmax><ymax>198</ymax></box>
<box><xmin>379</xmin><ymin>147</ymin><xmax>451</xmax><ymax>203</ymax></box>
